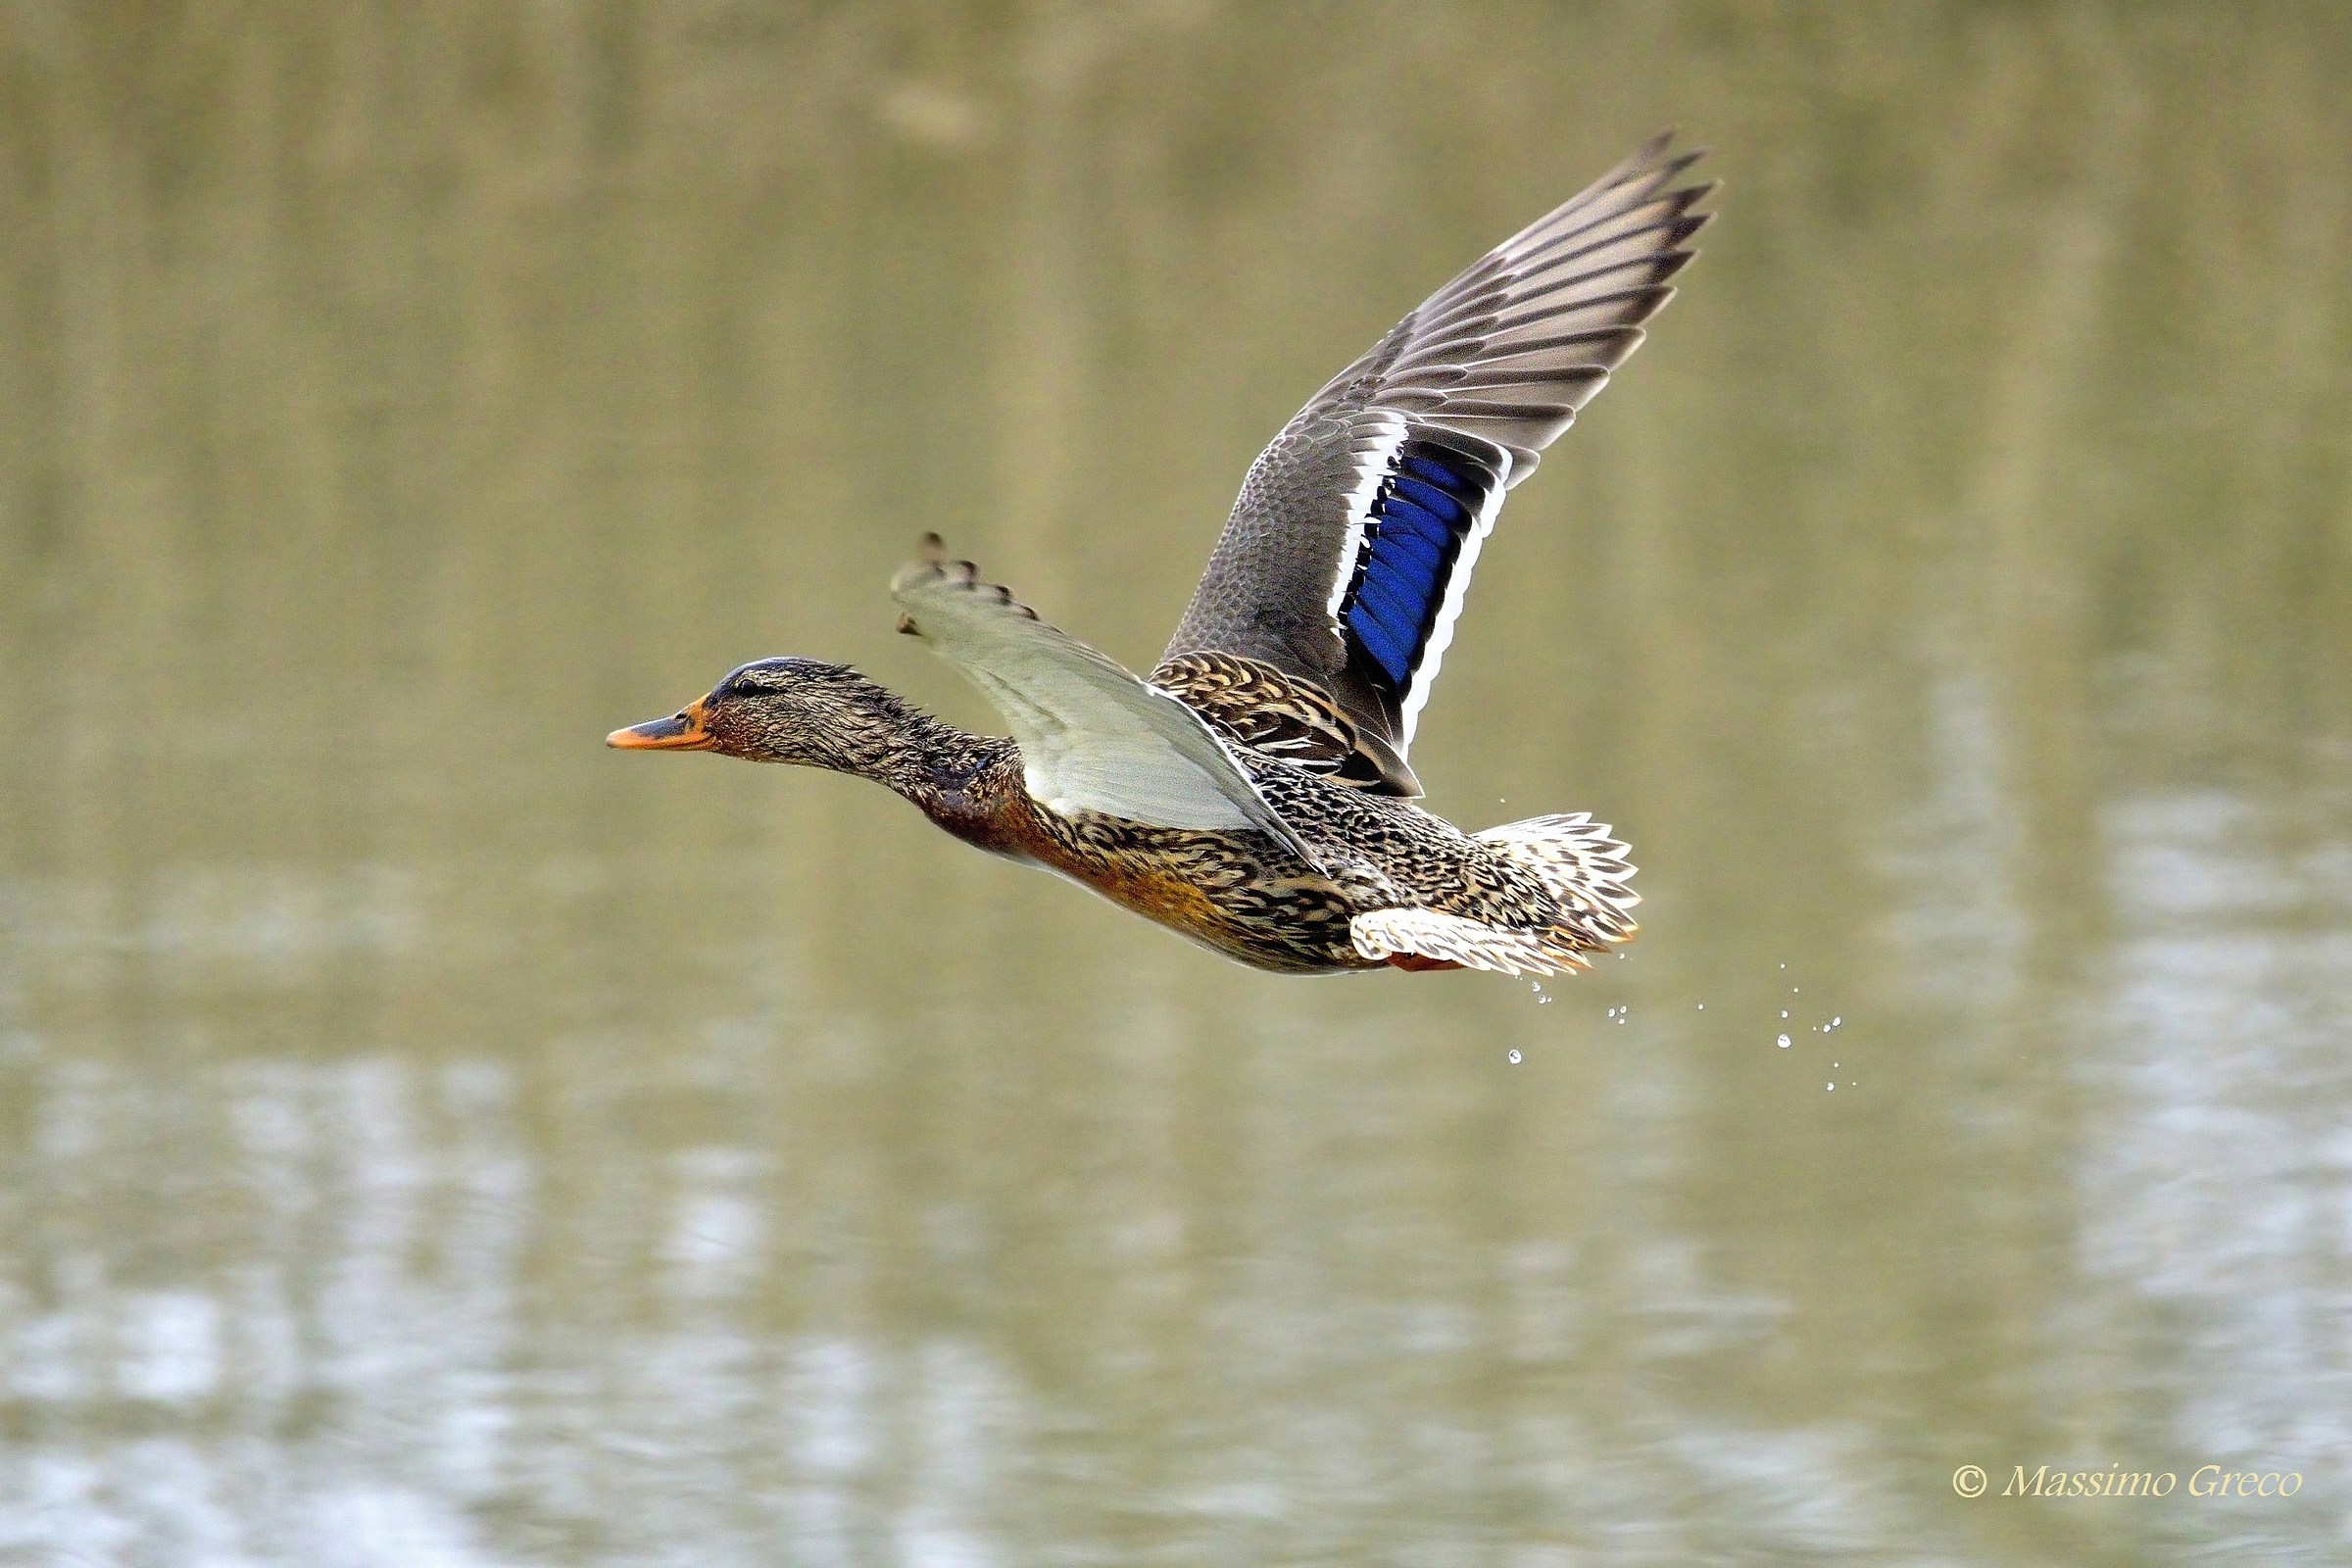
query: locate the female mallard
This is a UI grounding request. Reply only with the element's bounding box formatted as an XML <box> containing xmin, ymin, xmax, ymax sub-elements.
<box><xmin>612</xmin><ymin>134</ymin><xmax>1710</xmax><ymax>976</ymax></box>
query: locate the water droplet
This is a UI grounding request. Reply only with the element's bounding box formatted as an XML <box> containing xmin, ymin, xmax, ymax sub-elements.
<box><xmin>1696</xmin><ymin>1003</ymin><xmax>1705</xmax><ymax>1010</ymax></box>
<box><xmin>1507</xmin><ymin>1050</ymin><xmax>1522</xmax><ymax>1064</ymax></box>
<box><xmin>1781</xmin><ymin>1010</ymin><xmax>1788</xmax><ymax>1019</ymax></box>
<box><xmin>1792</xmin><ymin>987</ymin><xmax>1800</xmax><ymax>994</ymax></box>
<box><xmin>1831</xmin><ymin>1016</ymin><xmax>1841</xmax><ymax>1028</ymax></box>
<box><xmin>1777</xmin><ymin>1035</ymin><xmax>1791</xmax><ymax>1048</ymax></box>
<box><xmin>1539</xmin><ymin>995</ymin><xmax>1552</xmax><ymax>1005</ymax></box>
<box><xmin>1826</xmin><ymin>1082</ymin><xmax>1836</xmax><ymax>1091</ymax></box>
<box><xmin>1531</xmin><ymin>981</ymin><xmax>1544</xmax><ymax>994</ymax></box>
<box><xmin>1779</xmin><ymin>962</ymin><xmax>1787</xmax><ymax>969</ymax></box>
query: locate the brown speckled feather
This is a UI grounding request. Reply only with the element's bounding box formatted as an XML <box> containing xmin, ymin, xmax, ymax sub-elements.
<box><xmin>1150</xmin><ymin>650</ymin><xmax>1407</xmax><ymax>793</ymax></box>
<box><xmin>956</xmin><ymin>734</ymin><xmax>1634</xmax><ymax>976</ymax></box>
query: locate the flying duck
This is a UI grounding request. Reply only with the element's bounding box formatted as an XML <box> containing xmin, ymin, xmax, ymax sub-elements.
<box><xmin>612</xmin><ymin>133</ymin><xmax>1710</xmax><ymax>975</ymax></box>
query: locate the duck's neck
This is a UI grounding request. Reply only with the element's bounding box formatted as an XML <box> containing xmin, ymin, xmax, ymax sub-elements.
<box><xmin>818</xmin><ymin>685</ymin><xmax>1014</xmax><ymax>839</ymax></box>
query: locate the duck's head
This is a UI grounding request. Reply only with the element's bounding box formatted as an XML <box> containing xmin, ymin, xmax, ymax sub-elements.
<box><xmin>608</xmin><ymin>658</ymin><xmax>912</xmax><ymax>770</ymax></box>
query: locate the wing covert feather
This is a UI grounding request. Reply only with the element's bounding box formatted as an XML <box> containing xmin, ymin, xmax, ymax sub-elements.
<box><xmin>892</xmin><ymin>539</ymin><xmax>1315</xmax><ymax>862</ymax></box>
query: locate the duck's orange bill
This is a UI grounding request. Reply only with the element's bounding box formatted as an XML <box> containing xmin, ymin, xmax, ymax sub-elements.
<box><xmin>607</xmin><ymin>701</ymin><xmax>714</xmax><ymax>751</ymax></box>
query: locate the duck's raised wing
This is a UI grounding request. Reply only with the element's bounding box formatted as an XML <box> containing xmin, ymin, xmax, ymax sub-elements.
<box><xmin>1158</xmin><ymin>132</ymin><xmax>1711</xmax><ymax>796</ymax></box>
<box><xmin>892</xmin><ymin>538</ymin><xmax>1315</xmax><ymax>863</ymax></box>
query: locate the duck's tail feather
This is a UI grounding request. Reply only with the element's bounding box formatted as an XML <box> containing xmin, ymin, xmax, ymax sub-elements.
<box><xmin>1350</xmin><ymin>906</ymin><xmax>1593</xmax><ymax>976</ymax></box>
<box><xmin>1475</xmin><ymin>812</ymin><xmax>1640</xmax><ymax>943</ymax></box>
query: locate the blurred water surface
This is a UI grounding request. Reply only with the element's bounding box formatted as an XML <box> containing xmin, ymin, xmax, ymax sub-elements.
<box><xmin>4</xmin><ymin>4</ymin><xmax>2351</xmax><ymax>1564</ymax></box>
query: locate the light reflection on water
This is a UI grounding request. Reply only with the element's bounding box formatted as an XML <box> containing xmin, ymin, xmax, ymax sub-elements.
<box><xmin>4</xmin><ymin>4</ymin><xmax>2352</xmax><ymax>1564</ymax></box>
<box><xmin>9</xmin><ymin>788</ymin><xmax>2348</xmax><ymax>1564</ymax></box>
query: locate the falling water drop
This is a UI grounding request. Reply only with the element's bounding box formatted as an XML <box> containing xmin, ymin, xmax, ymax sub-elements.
<box><xmin>1777</xmin><ymin>1035</ymin><xmax>1791</xmax><ymax>1049</ymax></box>
<box><xmin>1826</xmin><ymin>1082</ymin><xmax>1836</xmax><ymax>1091</ymax></box>
<box><xmin>1507</xmin><ymin>1050</ymin><xmax>1522</xmax><ymax>1064</ymax></box>
<box><xmin>1781</xmin><ymin>1010</ymin><xmax>1788</xmax><ymax>1019</ymax></box>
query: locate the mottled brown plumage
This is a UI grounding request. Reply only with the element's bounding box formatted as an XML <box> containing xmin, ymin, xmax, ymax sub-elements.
<box><xmin>1151</xmin><ymin>651</ymin><xmax>1403</xmax><ymax>793</ymax></box>
<box><xmin>613</xmin><ymin>655</ymin><xmax>1633</xmax><ymax>974</ymax></box>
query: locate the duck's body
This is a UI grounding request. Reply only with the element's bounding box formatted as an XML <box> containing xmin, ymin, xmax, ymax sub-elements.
<box><xmin>881</xmin><ymin>719</ymin><xmax>1629</xmax><ymax>974</ymax></box>
<box><xmin>612</xmin><ymin>134</ymin><xmax>1709</xmax><ymax>977</ymax></box>
<box><xmin>659</xmin><ymin>660</ymin><xmax>1634</xmax><ymax>974</ymax></box>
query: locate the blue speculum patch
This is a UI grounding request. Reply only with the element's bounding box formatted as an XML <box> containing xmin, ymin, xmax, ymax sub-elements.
<box><xmin>1345</xmin><ymin>444</ymin><xmax>1482</xmax><ymax>687</ymax></box>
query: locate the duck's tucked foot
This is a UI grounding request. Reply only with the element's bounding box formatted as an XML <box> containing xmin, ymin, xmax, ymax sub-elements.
<box><xmin>1381</xmin><ymin>951</ymin><xmax>1466</xmax><ymax>973</ymax></box>
<box><xmin>1350</xmin><ymin>908</ymin><xmax>1593</xmax><ymax>977</ymax></box>
<box><xmin>1474</xmin><ymin>812</ymin><xmax>1641</xmax><ymax>941</ymax></box>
